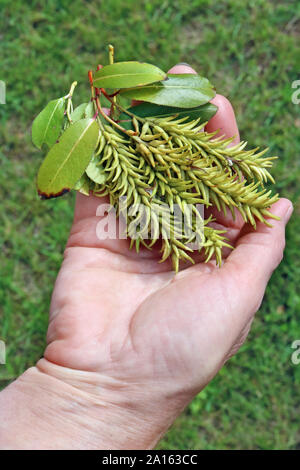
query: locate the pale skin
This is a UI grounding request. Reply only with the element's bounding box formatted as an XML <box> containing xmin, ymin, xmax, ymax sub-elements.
<box><xmin>0</xmin><ymin>65</ymin><xmax>293</xmax><ymax>449</ymax></box>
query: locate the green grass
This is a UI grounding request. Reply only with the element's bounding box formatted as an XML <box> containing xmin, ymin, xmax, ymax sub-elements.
<box><xmin>1</xmin><ymin>0</ymin><xmax>300</xmax><ymax>449</ymax></box>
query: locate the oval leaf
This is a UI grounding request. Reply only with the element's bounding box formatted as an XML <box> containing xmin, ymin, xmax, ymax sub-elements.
<box><xmin>32</xmin><ymin>98</ymin><xmax>65</xmax><ymax>149</ymax></box>
<box><xmin>84</xmin><ymin>101</ymin><xmax>95</xmax><ymax>119</ymax></box>
<box><xmin>74</xmin><ymin>173</ymin><xmax>91</xmax><ymax>196</ymax></box>
<box><xmin>119</xmin><ymin>102</ymin><xmax>218</xmax><ymax>130</ymax></box>
<box><xmin>85</xmin><ymin>154</ymin><xmax>106</xmax><ymax>184</ymax></box>
<box><xmin>37</xmin><ymin>119</ymin><xmax>99</xmax><ymax>198</ymax></box>
<box><xmin>70</xmin><ymin>102</ymin><xmax>96</xmax><ymax>122</ymax></box>
<box><xmin>70</xmin><ymin>102</ymin><xmax>89</xmax><ymax>122</ymax></box>
<box><xmin>121</xmin><ymin>74</ymin><xmax>216</xmax><ymax>108</ymax></box>
<box><xmin>93</xmin><ymin>61</ymin><xmax>166</xmax><ymax>89</ymax></box>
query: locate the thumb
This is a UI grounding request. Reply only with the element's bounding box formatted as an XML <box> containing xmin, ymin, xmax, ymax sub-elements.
<box><xmin>221</xmin><ymin>198</ymin><xmax>293</xmax><ymax>326</ymax></box>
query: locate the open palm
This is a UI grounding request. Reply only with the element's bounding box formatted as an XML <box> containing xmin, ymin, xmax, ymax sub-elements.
<box><xmin>39</xmin><ymin>66</ymin><xmax>291</xmax><ymax>440</ymax></box>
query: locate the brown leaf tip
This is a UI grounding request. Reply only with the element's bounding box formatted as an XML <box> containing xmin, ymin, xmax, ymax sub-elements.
<box><xmin>38</xmin><ymin>188</ymin><xmax>70</xmax><ymax>199</ymax></box>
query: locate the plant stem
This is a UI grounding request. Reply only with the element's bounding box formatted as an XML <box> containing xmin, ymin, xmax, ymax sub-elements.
<box><xmin>108</xmin><ymin>44</ymin><xmax>118</xmax><ymax>116</ymax></box>
<box><xmin>108</xmin><ymin>44</ymin><xmax>114</xmax><ymax>65</ymax></box>
<box><xmin>100</xmin><ymin>87</ymin><xmax>146</xmax><ymax>125</ymax></box>
<box><xmin>88</xmin><ymin>71</ymin><xmax>104</xmax><ymax>131</ymax></box>
<box><xmin>65</xmin><ymin>81</ymin><xmax>77</xmax><ymax>123</ymax></box>
<box><xmin>95</xmin><ymin>95</ymin><xmax>134</xmax><ymax>137</ymax></box>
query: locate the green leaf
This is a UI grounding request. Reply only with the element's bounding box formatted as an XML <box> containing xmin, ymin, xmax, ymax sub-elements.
<box><xmin>120</xmin><ymin>74</ymin><xmax>216</xmax><ymax>108</ymax></box>
<box><xmin>74</xmin><ymin>173</ymin><xmax>91</xmax><ymax>196</ymax></box>
<box><xmin>37</xmin><ymin>119</ymin><xmax>99</xmax><ymax>198</ymax></box>
<box><xmin>84</xmin><ymin>101</ymin><xmax>95</xmax><ymax>118</ymax></box>
<box><xmin>70</xmin><ymin>103</ymin><xmax>89</xmax><ymax>122</ymax></box>
<box><xmin>119</xmin><ymin>102</ymin><xmax>218</xmax><ymax>130</ymax></box>
<box><xmin>32</xmin><ymin>98</ymin><xmax>65</xmax><ymax>149</ymax></box>
<box><xmin>93</xmin><ymin>61</ymin><xmax>166</xmax><ymax>89</ymax></box>
<box><xmin>70</xmin><ymin>102</ymin><xmax>95</xmax><ymax>122</ymax></box>
<box><xmin>85</xmin><ymin>154</ymin><xmax>106</xmax><ymax>184</ymax></box>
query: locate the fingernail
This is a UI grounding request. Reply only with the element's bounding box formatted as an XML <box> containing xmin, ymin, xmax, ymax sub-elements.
<box><xmin>177</xmin><ymin>62</ymin><xmax>192</xmax><ymax>67</ymax></box>
<box><xmin>284</xmin><ymin>204</ymin><xmax>294</xmax><ymax>224</ymax></box>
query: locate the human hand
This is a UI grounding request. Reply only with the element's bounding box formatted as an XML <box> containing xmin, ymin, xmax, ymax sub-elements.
<box><xmin>25</xmin><ymin>65</ymin><xmax>294</xmax><ymax>449</ymax></box>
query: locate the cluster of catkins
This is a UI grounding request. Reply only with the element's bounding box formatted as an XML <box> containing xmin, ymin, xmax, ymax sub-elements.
<box><xmin>74</xmin><ymin>113</ymin><xmax>278</xmax><ymax>271</ymax></box>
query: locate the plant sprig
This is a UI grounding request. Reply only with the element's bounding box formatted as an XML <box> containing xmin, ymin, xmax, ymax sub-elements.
<box><xmin>32</xmin><ymin>45</ymin><xmax>279</xmax><ymax>272</ymax></box>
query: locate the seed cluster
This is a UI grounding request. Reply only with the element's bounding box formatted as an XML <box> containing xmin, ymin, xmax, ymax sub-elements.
<box><xmin>76</xmin><ymin>114</ymin><xmax>279</xmax><ymax>271</ymax></box>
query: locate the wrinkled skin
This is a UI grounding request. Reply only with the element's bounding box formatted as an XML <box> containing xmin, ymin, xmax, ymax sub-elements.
<box><xmin>36</xmin><ymin>64</ymin><xmax>292</xmax><ymax>448</ymax></box>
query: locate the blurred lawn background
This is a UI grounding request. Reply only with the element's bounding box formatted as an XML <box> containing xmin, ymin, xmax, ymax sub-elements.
<box><xmin>0</xmin><ymin>0</ymin><xmax>300</xmax><ymax>449</ymax></box>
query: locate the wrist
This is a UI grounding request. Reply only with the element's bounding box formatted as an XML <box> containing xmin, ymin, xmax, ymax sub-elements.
<box><xmin>0</xmin><ymin>359</ymin><xmax>189</xmax><ymax>449</ymax></box>
<box><xmin>0</xmin><ymin>365</ymin><xmax>106</xmax><ymax>449</ymax></box>
<box><xmin>36</xmin><ymin>358</ymin><xmax>190</xmax><ymax>449</ymax></box>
